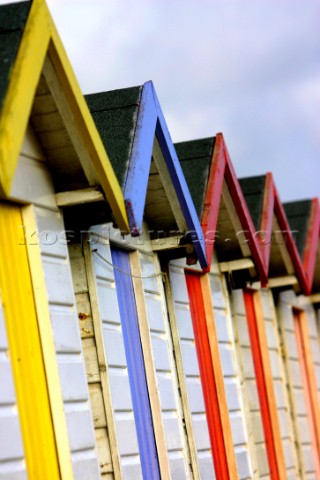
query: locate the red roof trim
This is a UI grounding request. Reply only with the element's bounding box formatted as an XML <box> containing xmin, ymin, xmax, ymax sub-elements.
<box><xmin>259</xmin><ymin>173</ymin><xmax>274</xmax><ymax>270</ymax></box>
<box><xmin>273</xmin><ymin>185</ymin><xmax>309</xmax><ymax>294</ymax></box>
<box><xmin>201</xmin><ymin>133</ymin><xmax>268</xmax><ymax>284</ymax></box>
<box><xmin>303</xmin><ymin>198</ymin><xmax>320</xmax><ymax>290</ymax></box>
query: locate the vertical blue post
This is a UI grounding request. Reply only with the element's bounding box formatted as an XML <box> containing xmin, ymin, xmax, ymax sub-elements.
<box><xmin>111</xmin><ymin>247</ymin><xmax>161</xmax><ymax>480</ymax></box>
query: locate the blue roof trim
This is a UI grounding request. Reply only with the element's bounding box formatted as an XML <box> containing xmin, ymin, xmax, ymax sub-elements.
<box><xmin>152</xmin><ymin>84</ymin><xmax>207</xmax><ymax>268</ymax></box>
<box><xmin>124</xmin><ymin>81</ymin><xmax>157</xmax><ymax>235</ymax></box>
<box><xmin>123</xmin><ymin>81</ymin><xmax>208</xmax><ymax>269</ymax></box>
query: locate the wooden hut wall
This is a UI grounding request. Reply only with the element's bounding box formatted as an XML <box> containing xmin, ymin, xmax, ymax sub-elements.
<box><xmin>204</xmin><ymin>264</ymin><xmax>254</xmax><ymax>479</ymax></box>
<box><xmin>135</xmin><ymin>249</ymin><xmax>195</xmax><ymax>478</ymax></box>
<box><xmin>257</xmin><ymin>289</ymin><xmax>300</xmax><ymax>478</ymax></box>
<box><xmin>71</xmin><ymin>230</ymin><xmax>147</xmax><ymax>479</ymax></box>
<box><xmin>8</xmin><ymin>124</ymin><xmax>100</xmax><ymax>478</ymax></box>
<box><xmin>0</xmin><ymin>293</ymin><xmax>27</xmax><ymax>478</ymax></box>
<box><xmin>276</xmin><ymin>289</ymin><xmax>320</xmax><ymax>478</ymax></box>
<box><xmin>165</xmin><ymin>260</ymin><xmax>216</xmax><ymax>479</ymax></box>
<box><xmin>299</xmin><ymin>297</ymin><xmax>320</xmax><ymax>402</ymax></box>
<box><xmin>69</xmin><ymin>223</ymin><xmax>202</xmax><ymax>479</ymax></box>
<box><xmin>231</xmin><ymin>290</ymin><xmax>271</xmax><ymax>478</ymax></box>
<box><xmin>168</xmin><ymin>256</ymin><xmax>254</xmax><ymax>479</ymax></box>
<box><xmin>69</xmin><ymin>242</ymin><xmax>115</xmax><ymax>479</ymax></box>
<box><xmin>232</xmin><ymin>287</ymin><xmax>302</xmax><ymax>479</ymax></box>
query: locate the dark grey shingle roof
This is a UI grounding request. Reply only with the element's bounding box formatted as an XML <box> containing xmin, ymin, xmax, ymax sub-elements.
<box><xmin>238</xmin><ymin>175</ymin><xmax>267</xmax><ymax>231</ymax></box>
<box><xmin>85</xmin><ymin>86</ymin><xmax>142</xmax><ymax>188</ymax></box>
<box><xmin>0</xmin><ymin>1</ymin><xmax>31</xmax><ymax>110</ymax></box>
<box><xmin>175</xmin><ymin>137</ymin><xmax>215</xmax><ymax>219</ymax></box>
<box><xmin>284</xmin><ymin>199</ymin><xmax>313</xmax><ymax>256</ymax></box>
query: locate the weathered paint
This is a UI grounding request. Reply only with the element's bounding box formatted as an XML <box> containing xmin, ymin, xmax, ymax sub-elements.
<box><xmin>111</xmin><ymin>247</ymin><xmax>161</xmax><ymax>480</ymax></box>
<box><xmin>69</xmin><ymin>241</ymin><xmax>117</xmax><ymax>478</ymax></box>
<box><xmin>0</xmin><ymin>203</ymin><xmax>60</xmax><ymax>479</ymax></box>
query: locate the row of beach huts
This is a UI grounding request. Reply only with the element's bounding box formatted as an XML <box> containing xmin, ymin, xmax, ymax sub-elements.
<box><xmin>0</xmin><ymin>1</ymin><xmax>319</xmax><ymax>479</ymax></box>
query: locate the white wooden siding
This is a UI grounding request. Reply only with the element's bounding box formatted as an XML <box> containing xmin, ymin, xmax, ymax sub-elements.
<box><xmin>303</xmin><ymin>299</ymin><xmax>320</xmax><ymax>403</ymax></box>
<box><xmin>231</xmin><ymin>289</ymin><xmax>270</xmax><ymax>479</ymax></box>
<box><xmin>168</xmin><ymin>260</ymin><xmax>216</xmax><ymax>480</ymax></box>
<box><xmin>0</xmin><ymin>298</ymin><xmax>27</xmax><ymax>480</ymax></box>
<box><xmin>259</xmin><ymin>289</ymin><xmax>299</xmax><ymax>479</ymax></box>
<box><xmin>277</xmin><ymin>290</ymin><xmax>317</xmax><ymax>479</ymax></box>
<box><xmin>139</xmin><ymin>252</ymin><xmax>193</xmax><ymax>479</ymax></box>
<box><xmin>10</xmin><ymin>125</ymin><xmax>100</xmax><ymax>479</ymax></box>
<box><xmin>208</xmin><ymin>271</ymin><xmax>254</xmax><ymax>480</ymax></box>
<box><xmin>90</xmin><ymin>230</ymin><xmax>143</xmax><ymax>479</ymax></box>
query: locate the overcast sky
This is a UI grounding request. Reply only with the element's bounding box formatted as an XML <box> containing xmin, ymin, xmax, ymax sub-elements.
<box><xmin>3</xmin><ymin>0</ymin><xmax>320</xmax><ymax>202</ymax></box>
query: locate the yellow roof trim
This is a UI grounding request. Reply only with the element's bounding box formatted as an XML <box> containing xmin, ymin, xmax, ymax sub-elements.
<box><xmin>0</xmin><ymin>0</ymin><xmax>129</xmax><ymax>232</ymax></box>
<box><xmin>0</xmin><ymin>0</ymin><xmax>50</xmax><ymax>197</ymax></box>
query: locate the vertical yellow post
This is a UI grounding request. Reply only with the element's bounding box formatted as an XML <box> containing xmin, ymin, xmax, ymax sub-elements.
<box><xmin>0</xmin><ymin>203</ymin><xmax>60</xmax><ymax>479</ymax></box>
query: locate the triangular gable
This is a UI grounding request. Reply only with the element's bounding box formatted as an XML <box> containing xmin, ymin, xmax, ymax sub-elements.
<box><xmin>239</xmin><ymin>173</ymin><xmax>310</xmax><ymax>294</ymax></box>
<box><xmin>175</xmin><ymin>133</ymin><xmax>267</xmax><ymax>284</ymax></box>
<box><xmin>86</xmin><ymin>81</ymin><xmax>207</xmax><ymax>269</ymax></box>
<box><xmin>0</xmin><ymin>0</ymin><xmax>128</xmax><ymax>232</ymax></box>
<box><xmin>284</xmin><ymin>198</ymin><xmax>320</xmax><ymax>294</ymax></box>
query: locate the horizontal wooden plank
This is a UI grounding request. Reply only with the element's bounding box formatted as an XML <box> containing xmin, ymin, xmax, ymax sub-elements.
<box><xmin>56</xmin><ymin>187</ymin><xmax>105</xmax><ymax>207</ymax></box>
<box><xmin>219</xmin><ymin>258</ymin><xmax>255</xmax><ymax>273</ymax></box>
<box><xmin>151</xmin><ymin>236</ymin><xmax>184</xmax><ymax>251</ymax></box>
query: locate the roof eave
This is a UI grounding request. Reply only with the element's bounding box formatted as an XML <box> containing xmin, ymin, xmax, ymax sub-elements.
<box><xmin>0</xmin><ymin>0</ymin><xmax>129</xmax><ymax>232</ymax></box>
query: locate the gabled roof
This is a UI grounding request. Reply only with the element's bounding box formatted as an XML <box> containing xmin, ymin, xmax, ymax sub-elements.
<box><xmin>86</xmin><ymin>81</ymin><xmax>207</xmax><ymax>269</ymax></box>
<box><xmin>0</xmin><ymin>0</ymin><xmax>128</xmax><ymax>231</ymax></box>
<box><xmin>284</xmin><ymin>198</ymin><xmax>320</xmax><ymax>294</ymax></box>
<box><xmin>175</xmin><ymin>133</ymin><xmax>267</xmax><ymax>283</ymax></box>
<box><xmin>239</xmin><ymin>173</ymin><xmax>310</xmax><ymax>294</ymax></box>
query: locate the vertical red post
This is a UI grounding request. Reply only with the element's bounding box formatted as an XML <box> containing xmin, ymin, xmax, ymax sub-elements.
<box><xmin>186</xmin><ymin>272</ymin><xmax>235</xmax><ymax>480</ymax></box>
<box><xmin>243</xmin><ymin>289</ymin><xmax>286</xmax><ymax>480</ymax></box>
<box><xmin>293</xmin><ymin>308</ymin><xmax>320</xmax><ymax>476</ymax></box>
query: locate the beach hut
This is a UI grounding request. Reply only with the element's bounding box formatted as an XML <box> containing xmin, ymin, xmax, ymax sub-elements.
<box><xmin>0</xmin><ymin>0</ymin><xmax>129</xmax><ymax>477</ymax></box>
<box><xmin>284</xmin><ymin>198</ymin><xmax>320</xmax><ymax>296</ymax></box>
<box><xmin>240</xmin><ymin>176</ymin><xmax>320</xmax><ymax>478</ymax></box>
<box><xmin>67</xmin><ymin>83</ymin><xmax>209</xmax><ymax>479</ymax></box>
<box><xmin>172</xmin><ymin>135</ymin><xmax>317</xmax><ymax>479</ymax></box>
<box><xmin>171</xmin><ymin>134</ymin><xmax>282</xmax><ymax>479</ymax></box>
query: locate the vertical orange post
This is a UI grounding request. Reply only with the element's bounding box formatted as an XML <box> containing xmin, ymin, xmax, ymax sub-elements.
<box><xmin>243</xmin><ymin>289</ymin><xmax>286</xmax><ymax>480</ymax></box>
<box><xmin>186</xmin><ymin>272</ymin><xmax>237</xmax><ymax>480</ymax></box>
<box><xmin>293</xmin><ymin>308</ymin><xmax>320</xmax><ymax>476</ymax></box>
